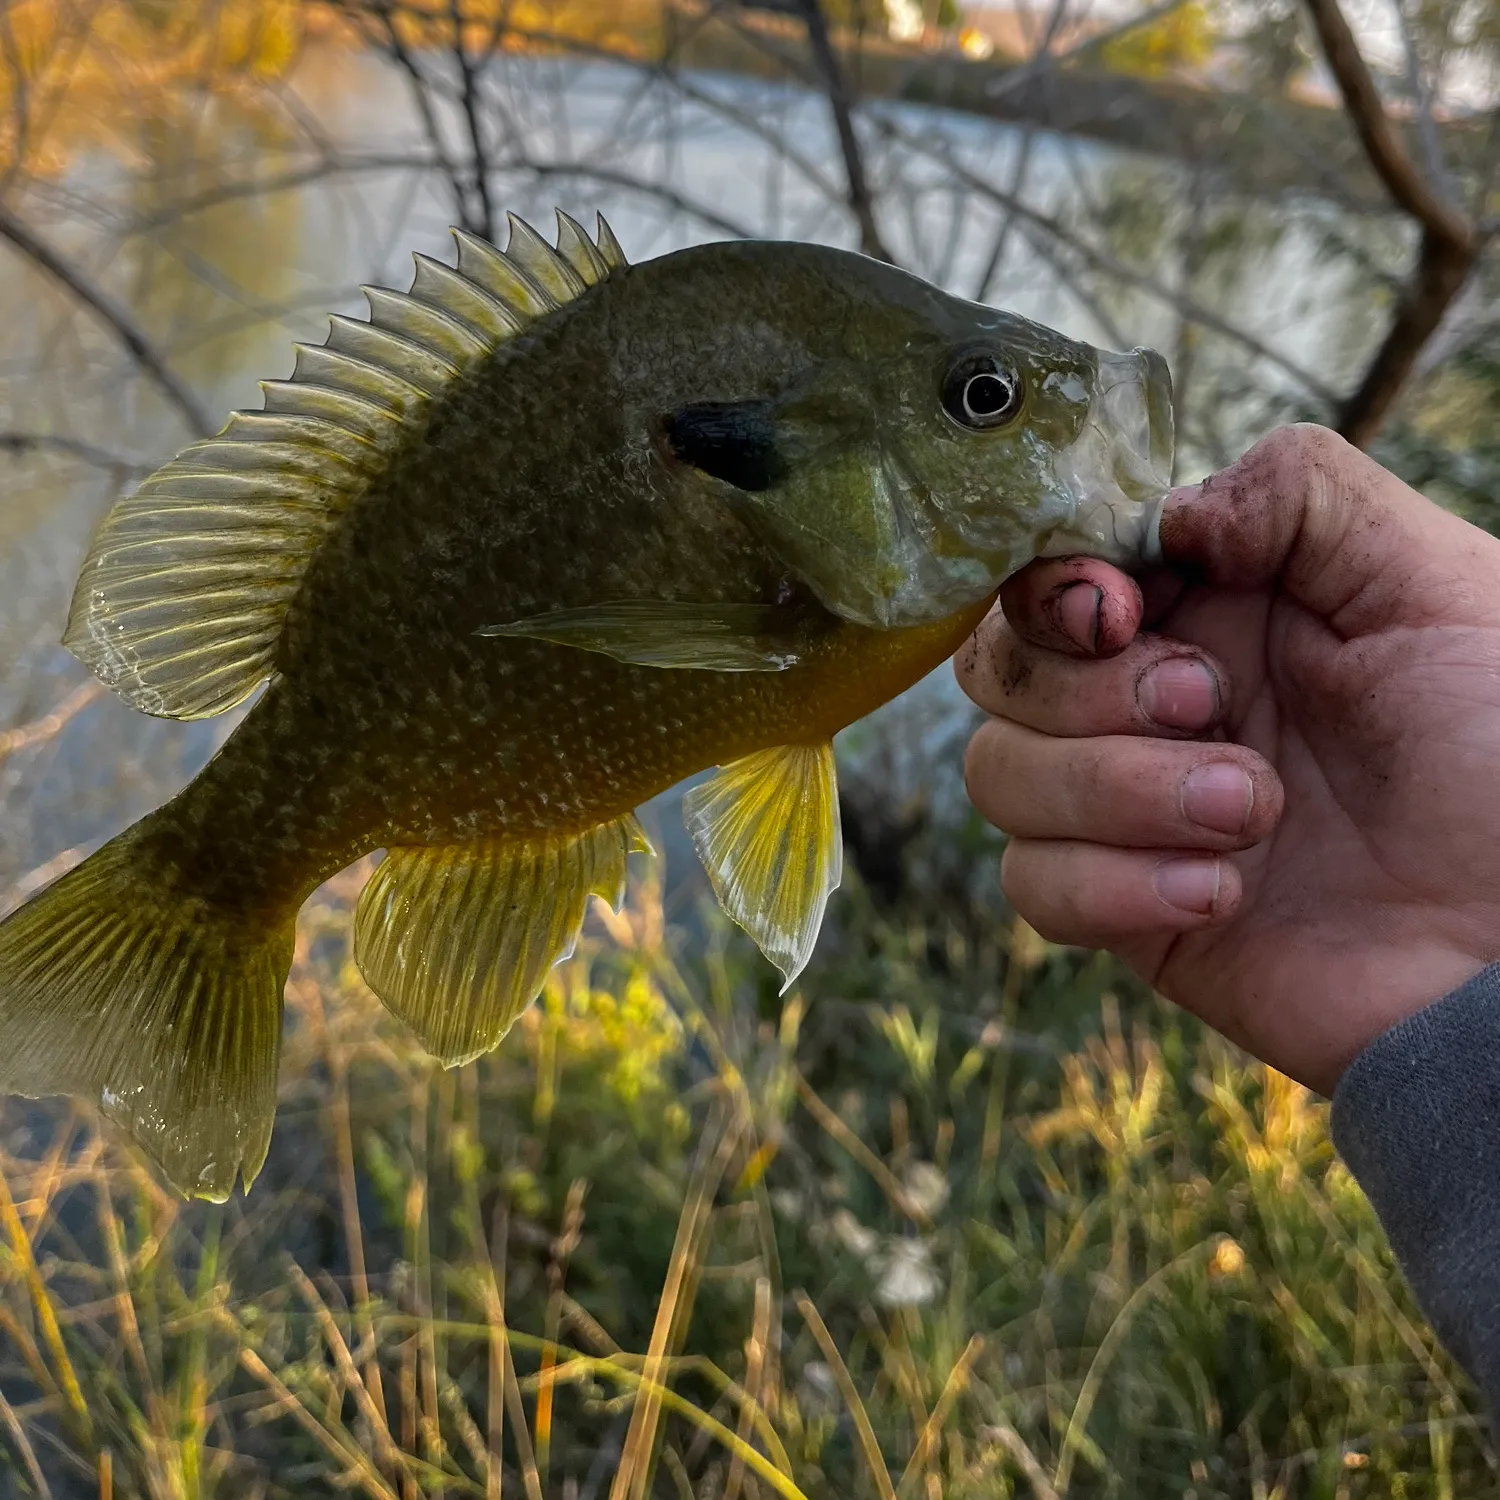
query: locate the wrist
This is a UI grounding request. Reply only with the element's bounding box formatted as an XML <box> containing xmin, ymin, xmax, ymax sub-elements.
<box><xmin>1314</xmin><ymin>944</ymin><xmax>1491</xmax><ymax>1096</ymax></box>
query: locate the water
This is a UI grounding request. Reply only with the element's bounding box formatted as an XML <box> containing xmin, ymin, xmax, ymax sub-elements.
<box><xmin>0</xmin><ymin>44</ymin><xmax>1380</xmax><ymax>889</ymax></box>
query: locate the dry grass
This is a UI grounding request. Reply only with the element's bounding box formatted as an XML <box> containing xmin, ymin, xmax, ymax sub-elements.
<box><xmin>0</xmin><ymin>850</ymin><xmax>1492</xmax><ymax>1498</ymax></box>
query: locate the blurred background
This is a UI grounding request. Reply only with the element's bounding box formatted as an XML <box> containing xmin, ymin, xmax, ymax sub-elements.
<box><xmin>0</xmin><ymin>1</ymin><xmax>1497</xmax><ymax>1494</ymax></box>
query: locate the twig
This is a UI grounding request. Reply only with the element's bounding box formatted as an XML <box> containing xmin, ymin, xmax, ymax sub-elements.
<box><xmin>1303</xmin><ymin>0</ymin><xmax>1467</xmax><ymax>244</ymax></box>
<box><xmin>0</xmin><ymin>431</ymin><xmax>148</xmax><ymax>474</ymax></box>
<box><xmin>979</xmin><ymin>1422</ymin><xmax>1058</xmax><ymax>1500</ymax></box>
<box><xmin>971</xmin><ymin>0</ymin><xmax>1070</xmax><ymax>302</ymax></box>
<box><xmin>445</xmin><ymin>0</ymin><xmax>496</xmax><ymax>241</ymax></box>
<box><xmin>0</xmin><ymin>1384</ymin><xmax>50</xmax><ymax>1499</ymax></box>
<box><xmin>0</xmin><ymin>683</ymin><xmax>104</xmax><ymax>760</ymax></box>
<box><xmin>125</xmin><ymin>152</ymin><xmax>445</xmax><ymax>235</ymax></box>
<box><xmin>795</xmin><ymin>0</ymin><xmax>891</xmax><ymax>262</ymax></box>
<box><xmin>361</xmin><ymin>0</ymin><xmax>474</xmax><ymax>231</ymax></box>
<box><xmin>872</xmin><ymin>112</ymin><xmax>1336</xmax><ymax>404</ymax></box>
<box><xmin>0</xmin><ymin>204</ymin><xmax>211</xmax><ymax>436</ymax></box>
<box><xmin>1302</xmin><ymin>0</ymin><xmax>1484</xmax><ymax>447</ymax></box>
<box><xmin>792</xmin><ymin>1071</ymin><xmax>933</xmax><ymax>1229</ymax></box>
<box><xmin>896</xmin><ymin>1335</ymin><xmax>983</xmax><ymax>1496</ymax></box>
<box><xmin>1392</xmin><ymin>0</ymin><xmax>1449</xmax><ymax>198</ymax></box>
<box><xmin>794</xmin><ymin>1292</ymin><xmax>896</xmax><ymax>1500</ymax></box>
<box><xmin>981</xmin><ymin>0</ymin><xmax>1192</xmax><ymax>107</ymax></box>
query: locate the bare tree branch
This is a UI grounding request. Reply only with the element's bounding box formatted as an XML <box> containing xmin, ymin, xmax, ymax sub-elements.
<box><xmin>796</xmin><ymin>0</ymin><xmax>892</xmax><ymax>262</ymax></box>
<box><xmin>1393</xmin><ymin>0</ymin><xmax>1450</xmax><ymax>200</ymax></box>
<box><xmin>1335</xmin><ymin>226</ymin><xmax>1478</xmax><ymax>447</ymax></box>
<box><xmin>357</xmin><ymin>0</ymin><xmax>475</xmax><ymax>231</ymax></box>
<box><xmin>0</xmin><ymin>203</ymin><xmax>212</xmax><ymax>436</ymax></box>
<box><xmin>123</xmin><ymin>146</ymin><xmax>759</xmax><ymax>252</ymax></box>
<box><xmin>446</xmin><ymin>0</ymin><xmax>497</xmax><ymax>241</ymax></box>
<box><xmin>874</xmin><ymin>113</ymin><xmax>1337</xmax><ymax>406</ymax></box>
<box><xmin>1302</xmin><ymin>0</ymin><xmax>1484</xmax><ymax>448</ymax></box>
<box><xmin>503</xmin><ymin>156</ymin><xmax>761</xmax><ymax>240</ymax></box>
<box><xmin>978</xmin><ymin>0</ymin><xmax>1192</xmax><ymax>108</ymax></box>
<box><xmin>0</xmin><ymin>431</ymin><xmax>149</xmax><ymax>474</ymax></box>
<box><xmin>1303</xmin><ymin>0</ymin><xmax>1470</xmax><ymax>246</ymax></box>
<box><xmin>971</xmin><ymin>0</ymin><xmax>1071</xmax><ymax>302</ymax></box>
<box><xmin>124</xmin><ymin>153</ymin><xmax>450</xmax><ymax>235</ymax></box>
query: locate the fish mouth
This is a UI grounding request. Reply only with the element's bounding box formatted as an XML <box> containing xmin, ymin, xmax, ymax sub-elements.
<box><xmin>1037</xmin><ymin>346</ymin><xmax>1175</xmax><ymax>566</ymax></box>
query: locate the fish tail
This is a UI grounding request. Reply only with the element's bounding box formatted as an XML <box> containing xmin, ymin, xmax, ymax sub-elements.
<box><xmin>0</xmin><ymin>813</ymin><xmax>294</xmax><ymax>1201</ymax></box>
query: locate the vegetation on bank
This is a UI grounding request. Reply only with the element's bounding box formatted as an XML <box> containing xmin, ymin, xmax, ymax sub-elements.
<box><xmin>0</xmin><ymin>853</ymin><xmax>1489</xmax><ymax>1497</ymax></box>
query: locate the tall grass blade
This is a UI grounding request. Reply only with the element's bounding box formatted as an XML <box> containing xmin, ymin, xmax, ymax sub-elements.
<box><xmin>611</xmin><ymin>1104</ymin><xmax>738</xmax><ymax>1500</ymax></box>
<box><xmin>0</xmin><ymin>1161</ymin><xmax>89</xmax><ymax>1439</ymax></box>
<box><xmin>795</xmin><ymin>1291</ymin><xmax>897</xmax><ymax>1500</ymax></box>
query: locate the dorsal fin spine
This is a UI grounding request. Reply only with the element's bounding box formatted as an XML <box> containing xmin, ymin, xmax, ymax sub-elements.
<box><xmin>452</xmin><ymin>229</ymin><xmax>558</xmax><ymax>318</ymax></box>
<box><xmin>362</xmin><ymin>287</ymin><xmax>491</xmax><ymax>362</ymax></box>
<box><xmin>258</xmin><ymin>381</ymin><xmax>399</xmax><ymax>442</ymax></box>
<box><xmin>409</xmin><ymin>254</ymin><xmax>523</xmax><ymax>341</ymax></box>
<box><xmin>595</xmin><ymin>213</ymin><xmax>628</xmax><ymax>271</ymax></box>
<box><xmin>554</xmin><ymin>210</ymin><xmax>611</xmax><ymax>285</ymax></box>
<box><xmin>324</xmin><ymin>316</ymin><xmax>456</xmax><ymax>392</ymax></box>
<box><xmin>506</xmin><ymin>212</ymin><xmax>588</xmax><ymax>301</ymax></box>
<box><xmin>290</xmin><ymin>345</ymin><xmax>429</xmax><ymax>414</ymax></box>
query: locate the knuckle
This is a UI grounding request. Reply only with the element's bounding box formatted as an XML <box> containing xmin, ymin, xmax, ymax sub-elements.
<box><xmin>953</xmin><ymin>608</ymin><xmax>1010</xmax><ymax>700</ymax></box>
<box><xmin>1240</xmin><ymin>423</ymin><xmax>1347</xmax><ymax>494</ymax></box>
<box><xmin>961</xmin><ymin>725</ymin><xmax>989</xmax><ymax>806</ymax></box>
<box><xmin>962</xmin><ymin>720</ymin><xmax>1004</xmax><ymax>808</ymax></box>
<box><xmin>998</xmin><ymin>842</ymin><xmax>1051</xmax><ymax>925</ymax></box>
<box><xmin>1061</xmin><ymin>741</ymin><xmax>1110</xmax><ymax>806</ymax></box>
<box><xmin>964</xmin><ymin>721</ymin><xmax>1030</xmax><ymax>830</ymax></box>
<box><xmin>1001</xmin><ymin>841</ymin><xmax>1094</xmax><ymax>942</ymax></box>
<box><xmin>955</xmin><ymin>606</ymin><xmax>998</xmax><ymax>669</ymax></box>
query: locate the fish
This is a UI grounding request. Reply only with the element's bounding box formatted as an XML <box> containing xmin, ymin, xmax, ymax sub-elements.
<box><xmin>0</xmin><ymin>210</ymin><xmax>1173</xmax><ymax>1200</ymax></box>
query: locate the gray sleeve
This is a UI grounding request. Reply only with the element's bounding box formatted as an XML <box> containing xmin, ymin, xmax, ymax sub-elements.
<box><xmin>1330</xmin><ymin>963</ymin><xmax>1500</xmax><ymax>1418</ymax></box>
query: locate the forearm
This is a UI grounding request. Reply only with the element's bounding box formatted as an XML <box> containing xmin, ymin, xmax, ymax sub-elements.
<box><xmin>1331</xmin><ymin>964</ymin><xmax>1500</xmax><ymax>1420</ymax></box>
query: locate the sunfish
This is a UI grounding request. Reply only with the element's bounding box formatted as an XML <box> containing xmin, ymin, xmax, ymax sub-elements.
<box><xmin>0</xmin><ymin>211</ymin><xmax>1172</xmax><ymax>1198</ymax></box>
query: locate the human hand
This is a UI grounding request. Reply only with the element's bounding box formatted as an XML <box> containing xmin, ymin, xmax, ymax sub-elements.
<box><xmin>957</xmin><ymin>424</ymin><xmax>1500</xmax><ymax>1095</ymax></box>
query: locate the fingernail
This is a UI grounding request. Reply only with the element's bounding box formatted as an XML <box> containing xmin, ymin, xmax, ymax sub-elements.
<box><xmin>1055</xmin><ymin>583</ymin><xmax>1102</xmax><ymax>651</ymax></box>
<box><xmin>1153</xmin><ymin>856</ymin><xmax>1221</xmax><ymax>914</ymax></box>
<box><xmin>1139</xmin><ymin>658</ymin><xmax>1219</xmax><ymax>730</ymax></box>
<box><xmin>1181</xmin><ymin>763</ymin><xmax>1254</xmax><ymax>835</ymax></box>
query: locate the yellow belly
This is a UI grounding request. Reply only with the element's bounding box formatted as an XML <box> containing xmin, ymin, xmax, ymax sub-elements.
<box><xmin>483</xmin><ymin>595</ymin><xmax>997</xmax><ymax>841</ymax></box>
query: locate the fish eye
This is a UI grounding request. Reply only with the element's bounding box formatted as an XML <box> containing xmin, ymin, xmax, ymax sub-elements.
<box><xmin>941</xmin><ymin>353</ymin><xmax>1023</xmax><ymax>431</ymax></box>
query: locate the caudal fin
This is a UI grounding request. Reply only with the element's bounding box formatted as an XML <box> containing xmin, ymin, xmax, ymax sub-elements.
<box><xmin>0</xmin><ymin>822</ymin><xmax>293</xmax><ymax>1200</ymax></box>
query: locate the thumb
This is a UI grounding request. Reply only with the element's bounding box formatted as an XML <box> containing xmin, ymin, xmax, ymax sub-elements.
<box><xmin>1158</xmin><ymin>424</ymin><xmax>1491</xmax><ymax>634</ymax></box>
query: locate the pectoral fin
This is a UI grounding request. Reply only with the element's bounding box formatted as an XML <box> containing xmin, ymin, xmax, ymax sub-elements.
<box><xmin>354</xmin><ymin>813</ymin><xmax>652</xmax><ymax>1066</ymax></box>
<box><xmin>477</xmin><ymin>601</ymin><xmax>802</xmax><ymax>672</ymax></box>
<box><xmin>683</xmin><ymin>743</ymin><xmax>842</xmax><ymax>991</ymax></box>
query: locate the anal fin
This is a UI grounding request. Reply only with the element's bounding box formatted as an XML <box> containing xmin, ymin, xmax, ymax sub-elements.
<box><xmin>683</xmin><ymin>744</ymin><xmax>842</xmax><ymax>992</ymax></box>
<box><xmin>353</xmin><ymin>813</ymin><xmax>651</xmax><ymax>1067</ymax></box>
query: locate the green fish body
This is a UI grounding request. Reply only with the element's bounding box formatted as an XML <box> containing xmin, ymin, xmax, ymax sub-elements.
<box><xmin>0</xmin><ymin>213</ymin><xmax>1172</xmax><ymax>1198</ymax></box>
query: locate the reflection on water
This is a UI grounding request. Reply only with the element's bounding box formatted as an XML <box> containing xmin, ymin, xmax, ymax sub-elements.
<box><xmin>0</xmin><ymin>46</ymin><xmax>1372</xmax><ymax>887</ymax></box>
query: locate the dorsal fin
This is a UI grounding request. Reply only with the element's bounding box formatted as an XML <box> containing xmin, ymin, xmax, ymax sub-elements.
<box><xmin>63</xmin><ymin>211</ymin><xmax>629</xmax><ymax>721</ymax></box>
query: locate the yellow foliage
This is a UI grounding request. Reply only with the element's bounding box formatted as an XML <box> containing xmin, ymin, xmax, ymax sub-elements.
<box><xmin>524</xmin><ymin>962</ymin><xmax>685</xmax><ymax>1110</ymax></box>
<box><xmin>1100</xmin><ymin>1</ymin><xmax>1216</xmax><ymax>79</ymax></box>
<box><xmin>323</xmin><ymin>0</ymin><xmax>671</xmax><ymax>61</ymax></box>
<box><xmin>1</xmin><ymin>0</ymin><xmax>304</xmax><ymax>177</ymax></box>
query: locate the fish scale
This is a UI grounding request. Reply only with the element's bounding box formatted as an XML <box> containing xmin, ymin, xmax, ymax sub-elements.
<box><xmin>0</xmin><ymin>210</ymin><xmax>1173</xmax><ymax>1199</ymax></box>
